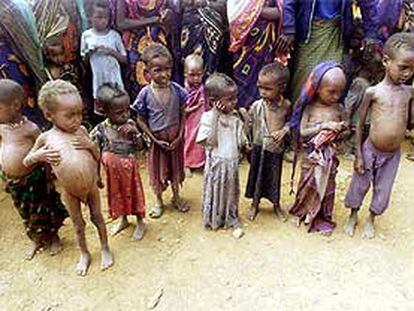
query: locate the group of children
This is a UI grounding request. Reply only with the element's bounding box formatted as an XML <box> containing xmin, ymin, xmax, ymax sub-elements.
<box><xmin>1</xmin><ymin>13</ymin><xmax>414</xmax><ymax>275</ymax></box>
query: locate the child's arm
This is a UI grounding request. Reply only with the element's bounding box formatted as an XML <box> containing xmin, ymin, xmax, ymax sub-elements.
<box><xmin>354</xmin><ymin>88</ymin><xmax>374</xmax><ymax>174</ymax></box>
<box><xmin>116</xmin><ymin>0</ymin><xmax>161</xmax><ymax>31</ymax></box>
<box><xmin>408</xmin><ymin>88</ymin><xmax>414</xmax><ymax>130</ymax></box>
<box><xmin>169</xmin><ymin>107</ymin><xmax>186</xmax><ymax>150</ymax></box>
<box><xmin>95</xmin><ymin>46</ymin><xmax>127</xmax><ymax>64</ymax></box>
<box><xmin>23</xmin><ymin>134</ymin><xmax>61</xmax><ymax>168</ymax></box>
<box><xmin>71</xmin><ymin>127</ymin><xmax>100</xmax><ymax>162</ymax></box>
<box><xmin>136</xmin><ymin>116</ymin><xmax>170</xmax><ymax>149</ymax></box>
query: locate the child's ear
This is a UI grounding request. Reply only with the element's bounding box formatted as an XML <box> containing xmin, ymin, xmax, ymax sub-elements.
<box><xmin>43</xmin><ymin>110</ymin><xmax>54</xmax><ymax>122</ymax></box>
<box><xmin>382</xmin><ymin>54</ymin><xmax>390</xmax><ymax>68</ymax></box>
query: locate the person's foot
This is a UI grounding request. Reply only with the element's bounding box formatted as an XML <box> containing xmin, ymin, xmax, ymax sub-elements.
<box><xmin>248</xmin><ymin>205</ymin><xmax>259</xmax><ymax>221</ymax></box>
<box><xmin>232</xmin><ymin>227</ymin><xmax>244</xmax><ymax>239</ymax></box>
<box><xmin>184</xmin><ymin>167</ymin><xmax>192</xmax><ymax>178</ymax></box>
<box><xmin>49</xmin><ymin>234</ymin><xmax>62</xmax><ymax>256</ymax></box>
<box><xmin>273</xmin><ymin>205</ymin><xmax>287</xmax><ymax>222</ymax></box>
<box><xmin>111</xmin><ymin>216</ymin><xmax>129</xmax><ymax>236</ymax></box>
<box><xmin>132</xmin><ymin>219</ymin><xmax>146</xmax><ymax>241</ymax></box>
<box><xmin>172</xmin><ymin>196</ymin><xmax>190</xmax><ymax>213</ymax></box>
<box><xmin>25</xmin><ymin>241</ymin><xmax>42</xmax><ymax>261</ymax></box>
<box><xmin>362</xmin><ymin>218</ymin><xmax>375</xmax><ymax>239</ymax></box>
<box><xmin>149</xmin><ymin>204</ymin><xmax>164</xmax><ymax>219</ymax></box>
<box><xmin>344</xmin><ymin>211</ymin><xmax>358</xmax><ymax>237</ymax></box>
<box><xmin>101</xmin><ymin>247</ymin><xmax>114</xmax><ymax>271</ymax></box>
<box><xmin>76</xmin><ymin>252</ymin><xmax>91</xmax><ymax>277</ymax></box>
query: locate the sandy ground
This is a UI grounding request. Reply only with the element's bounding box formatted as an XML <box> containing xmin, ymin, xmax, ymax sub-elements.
<box><xmin>1</xmin><ymin>147</ymin><xmax>414</xmax><ymax>311</ymax></box>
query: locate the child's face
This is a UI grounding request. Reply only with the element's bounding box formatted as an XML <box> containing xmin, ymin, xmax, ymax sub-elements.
<box><xmin>46</xmin><ymin>94</ymin><xmax>83</xmax><ymax>133</ymax></box>
<box><xmin>384</xmin><ymin>49</ymin><xmax>414</xmax><ymax>85</ymax></box>
<box><xmin>317</xmin><ymin>68</ymin><xmax>346</xmax><ymax>106</ymax></box>
<box><xmin>147</xmin><ymin>56</ymin><xmax>172</xmax><ymax>87</ymax></box>
<box><xmin>105</xmin><ymin>96</ymin><xmax>130</xmax><ymax>125</ymax></box>
<box><xmin>217</xmin><ymin>86</ymin><xmax>237</xmax><ymax>114</ymax></box>
<box><xmin>257</xmin><ymin>74</ymin><xmax>285</xmax><ymax>104</ymax></box>
<box><xmin>0</xmin><ymin>100</ymin><xmax>21</xmax><ymax>124</ymax></box>
<box><xmin>91</xmin><ymin>7</ymin><xmax>109</xmax><ymax>32</ymax></box>
<box><xmin>45</xmin><ymin>43</ymin><xmax>65</xmax><ymax>65</ymax></box>
<box><xmin>184</xmin><ymin>62</ymin><xmax>203</xmax><ymax>88</ymax></box>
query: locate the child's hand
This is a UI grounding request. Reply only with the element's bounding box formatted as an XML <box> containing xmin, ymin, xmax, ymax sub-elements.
<box><xmin>169</xmin><ymin>135</ymin><xmax>182</xmax><ymax>151</ymax></box>
<box><xmin>215</xmin><ymin>100</ymin><xmax>226</xmax><ymax>113</ymax></box>
<box><xmin>354</xmin><ymin>156</ymin><xmax>365</xmax><ymax>174</ymax></box>
<box><xmin>270</xmin><ymin>128</ymin><xmax>288</xmax><ymax>144</ymax></box>
<box><xmin>155</xmin><ymin>139</ymin><xmax>170</xmax><ymax>150</ymax></box>
<box><xmin>71</xmin><ymin>133</ymin><xmax>94</xmax><ymax>151</ymax></box>
<box><xmin>118</xmin><ymin>123</ymin><xmax>138</xmax><ymax>138</ymax></box>
<box><xmin>32</xmin><ymin>145</ymin><xmax>61</xmax><ymax>166</ymax></box>
<box><xmin>324</xmin><ymin>121</ymin><xmax>343</xmax><ymax>132</ymax></box>
<box><xmin>95</xmin><ymin>46</ymin><xmax>114</xmax><ymax>56</ymax></box>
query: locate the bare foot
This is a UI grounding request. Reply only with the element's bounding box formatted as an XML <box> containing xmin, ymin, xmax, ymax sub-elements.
<box><xmin>248</xmin><ymin>205</ymin><xmax>259</xmax><ymax>221</ymax></box>
<box><xmin>184</xmin><ymin>167</ymin><xmax>192</xmax><ymax>178</ymax></box>
<box><xmin>273</xmin><ymin>205</ymin><xmax>287</xmax><ymax>222</ymax></box>
<box><xmin>362</xmin><ymin>218</ymin><xmax>375</xmax><ymax>239</ymax></box>
<box><xmin>344</xmin><ymin>210</ymin><xmax>358</xmax><ymax>237</ymax></box>
<box><xmin>111</xmin><ymin>216</ymin><xmax>130</xmax><ymax>236</ymax></box>
<box><xmin>76</xmin><ymin>252</ymin><xmax>91</xmax><ymax>276</ymax></box>
<box><xmin>49</xmin><ymin>234</ymin><xmax>62</xmax><ymax>256</ymax></box>
<box><xmin>101</xmin><ymin>247</ymin><xmax>114</xmax><ymax>271</ymax></box>
<box><xmin>232</xmin><ymin>227</ymin><xmax>244</xmax><ymax>239</ymax></box>
<box><xmin>132</xmin><ymin>219</ymin><xmax>146</xmax><ymax>241</ymax></box>
<box><xmin>172</xmin><ymin>197</ymin><xmax>190</xmax><ymax>213</ymax></box>
<box><xmin>320</xmin><ymin>231</ymin><xmax>332</xmax><ymax>236</ymax></box>
<box><xmin>149</xmin><ymin>204</ymin><xmax>164</xmax><ymax>219</ymax></box>
<box><xmin>25</xmin><ymin>241</ymin><xmax>42</xmax><ymax>261</ymax></box>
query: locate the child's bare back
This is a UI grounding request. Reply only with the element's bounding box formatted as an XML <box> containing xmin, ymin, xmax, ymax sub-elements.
<box><xmin>0</xmin><ymin>119</ymin><xmax>40</xmax><ymax>178</ymax></box>
<box><xmin>365</xmin><ymin>82</ymin><xmax>413</xmax><ymax>152</ymax></box>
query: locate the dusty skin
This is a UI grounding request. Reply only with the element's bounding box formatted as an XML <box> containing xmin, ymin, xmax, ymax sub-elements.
<box><xmin>1</xmin><ymin>147</ymin><xmax>414</xmax><ymax>309</ymax></box>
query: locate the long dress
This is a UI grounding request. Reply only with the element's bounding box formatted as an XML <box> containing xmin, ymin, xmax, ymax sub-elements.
<box><xmin>196</xmin><ymin>110</ymin><xmax>248</xmax><ymax>230</ymax></box>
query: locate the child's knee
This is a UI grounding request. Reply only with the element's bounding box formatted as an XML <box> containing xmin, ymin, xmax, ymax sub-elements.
<box><xmin>73</xmin><ymin>218</ymin><xmax>86</xmax><ymax>235</ymax></box>
<box><xmin>90</xmin><ymin>210</ymin><xmax>104</xmax><ymax>226</ymax></box>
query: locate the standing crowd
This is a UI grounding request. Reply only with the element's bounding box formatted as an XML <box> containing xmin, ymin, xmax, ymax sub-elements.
<box><xmin>1</xmin><ymin>0</ymin><xmax>414</xmax><ymax>276</ymax></box>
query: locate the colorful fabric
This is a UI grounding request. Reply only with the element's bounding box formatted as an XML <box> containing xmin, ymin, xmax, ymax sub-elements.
<box><xmin>229</xmin><ymin>0</ymin><xmax>284</xmax><ymax>107</ymax></box>
<box><xmin>245</xmin><ymin>144</ymin><xmax>283</xmax><ymax>206</ymax></box>
<box><xmin>148</xmin><ymin>124</ymin><xmax>184</xmax><ymax>195</ymax></box>
<box><xmin>1</xmin><ymin>165</ymin><xmax>68</xmax><ymax>243</ymax></box>
<box><xmin>345</xmin><ymin>139</ymin><xmax>401</xmax><ymax>215</ymax></box>
<box><xmin>102</xmin><ymin>152</ymin><xmax>146</xmax><ymax>219</ymax></box>
<box><xmin>184</xmin><ymin>85</ymin><xmax>208</xmax><ymax>169</ymax></box>
<box><xmin>290</xmin><ymin>20</ymin><xmax>344</xmax><ymax>103</ymax></box>
<box><xmin>0</xmin><ymin>0</ymin><xmax>46</xmax><ymax>85</ymax></box>
<box><xmin>289</xmin><ymin>130</ymin><xmax>340</xmax><ymax>234</ymax></box>
<box><xmin>121</xmin><ymin>0</ymin><xmax>169</xmax><ymax>98</ymax></box>
<box><xmin>180</xmin><ymin>6</ymin><xmax>226</xmax><ymax>75</ymax></box>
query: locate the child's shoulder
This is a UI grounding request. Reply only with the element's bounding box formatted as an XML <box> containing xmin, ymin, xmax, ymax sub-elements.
<box><xmin>81</xmin><ymin>28</ymin><xmax>94</xmax><ymax>38</ymax></box>
<box><xmin>171</xmin><ymin>81</ymin><xmax>188</xmax><ymax>94</ymax></box>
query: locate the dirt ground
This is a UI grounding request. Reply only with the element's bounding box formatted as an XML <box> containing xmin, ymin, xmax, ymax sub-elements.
<box><xmin>1</xmin><ymin>146</ymin><xmax>414</xmax><ymax>311</ymax></box>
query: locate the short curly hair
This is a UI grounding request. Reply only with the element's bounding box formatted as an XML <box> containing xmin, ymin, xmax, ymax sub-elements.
<box><xmin>38</xmin><ymin>79</ymin><xmax>80</xmax><ymax>112</ymax></box>
<box><xmin>96</xmin><ymin>82</ymin><xmax>129</xmax><ymax>112</ymax></box>
<box><xmin>384</xmin><ymin>32</ymin><xmax>414</xmax><ymax>59</ymax></box>
<box><xmin>204</xmin><ymin>73</ymin><xmax>237</xmax><ymax>99</ymax></box>
<box><xmin>141</xmin><ymin>43</ymin><xmax>172</xmax><ymax>66</ymax></box>
<box><xmin>259</xmin><ymin>62</ymin><xmax>290</xmax><ymax>85</ymax></box>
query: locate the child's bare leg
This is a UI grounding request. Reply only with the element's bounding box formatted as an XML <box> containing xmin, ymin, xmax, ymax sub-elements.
<box><xmin>25</xmin><ymin>240</ymin><xmax>43</xmax><ymax>261</ymax></box>
<box><xmin>344</xmin><ymin>208</ymin><xmax>358</xmax><ymax>237</ymax></box>
<box><xmin>87</xmin><ymin>188</ymin><xmax>113</xmax><ymax>270</ymax></box>
<box><xmin>171</xmin><ymin>182</ymin><xmax>190</xmax><ymax>213</ymax></box>
<box><xmin>149</xmin><ymin>192</ymin><xmax>164</xmax><ymax>218</ymax></box>
<box><xmin>184</xmin><ymin>167</ymin><xmax>192</xmax><ymax>178</ymax></box>
<box><xmin>132</xmin><ymin>215</ymin><xmax>146</xmax><ymax>241</ymax></box>
<box><xmin>273</xmin><ymin>204</ymin><xmax>287</xmax><ymax>222</ymax></box>
<box><xmin>49</xmin><ymin>233</ymin><xmax>62</xmax><ymax>256</ymax></box>
<box><xmin>62</xmin><ymin>191</ymin><xmax>90</xmax><ymax>276</ymax></box>
<box><xmin>362</xmin><ymin>212</ymin><xmax>376</xmax><ymax>239</ymax></box>
<box><xmin>248</xmin><ymin>203</ymin><xmax>259</xmax><ymax>221</ymax></box>
<box><xmin>111</xmin><ymin>216</ymin><xmax>129</xmax><ymax>236</ymax></box>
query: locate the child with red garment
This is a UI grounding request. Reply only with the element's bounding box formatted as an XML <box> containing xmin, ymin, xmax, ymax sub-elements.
<box><xmin>90</xmin><ymin>83</ymin><xmax>146</xmax><ymax>240</ymax></box>
<box><xmin>132</xmin><ymin>43</ymin><xmax>189</xmax><ymax>218</ymax></box>
<box><xmin>183</xmin><ymin>53</ymin><xmax>209</xmax><ymax>177</ymax></box>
